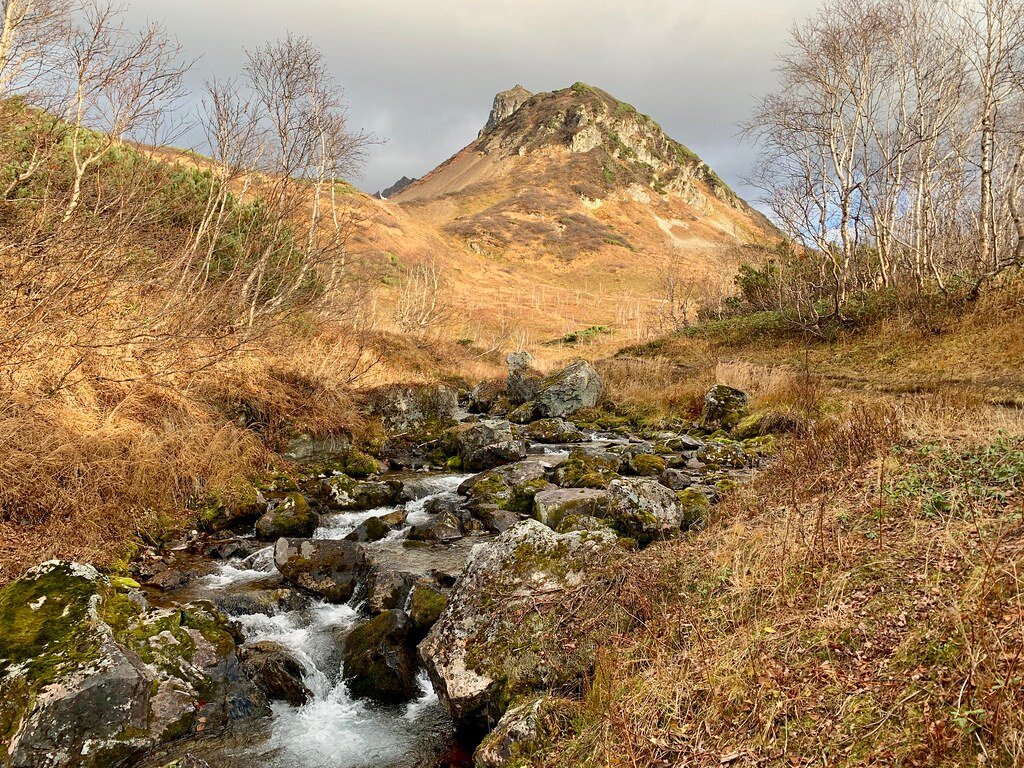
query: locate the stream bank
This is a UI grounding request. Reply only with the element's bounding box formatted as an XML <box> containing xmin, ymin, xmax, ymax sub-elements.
<box><xmin>0</xmin><ymin>359</ymin><xmax>781</xmax><ymax>768</ymax></box>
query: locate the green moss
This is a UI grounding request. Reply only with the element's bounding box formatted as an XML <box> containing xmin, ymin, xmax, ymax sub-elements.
<box><xmin>627</xmin><ymin>454</ymin><xmax>666</xmax><ymax>476</ymax></box>
<box><xmin>553</xmin><ymin>450</ymin><xmax>620</xmax><ymax>489</ymax></box>
<box><xmin>676</xmin><ymin>488</ymin><xmax>711</xmax><ymax>529</ymax></box>
<box><xmin>409</xmin><ymin>585</ymin><xmax>447</xmax><ymax>629</ymax></box>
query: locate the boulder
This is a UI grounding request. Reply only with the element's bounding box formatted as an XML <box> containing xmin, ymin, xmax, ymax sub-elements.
<box><xmin>419</xmin><ymin>521</ymin><xmax>620</xmax><ymax>732</ymax></box>
<box><xmin>342</xmin><ymin>610</ymin><xmax>419</xmax><ymax>703</ymax></box>
<box><xmin>658</xmin><ymin>468</ymin><xmax>701</xmax><ymax>491</ymax></box>
<box><xmin>622</xmin><ymin>452</ymin><xmax>667</xmax><ymax>477</ymax></box>
<box><xmin>367</xmin><ymin>383</ymin><xmax>460</xmax><ymax>436</ymax></box>
<box><xmin>408</xmin><ymin>583</ymin><xmax>447</xmax><ymax>637</ymax></box>
<box><xmin>0</xmin><ymin>562</ymin><xmax>268</xmax><ymax>768</ymax></box>
<box><xmin>408</xmin><ymin>510</ymin><xmax>464</xmax><ymax>542</ymax></box>
<box><xmin>273</xmin><ymin>538</ymin><xmax>369</xmax><ymax>603</ymax></box>
<box><xmin>254</xmin><ymin>493</ymin><xmax>318</xmax><ymax>540</ymax></box>
<box><xmin>283</xmin><ymin>434</ymin><xmax>384</xmax><ymax>478</ymax></box>
<box><xmin>238</xmin><ymin>641</ymin><xmax>312</xmax><ymax>706</ymax></box>
<box><xmin>475</xmin><ymin>697</ymin><xmax>561</xmax><ymax>768</ymax></box>
<box><xmin>696</xmin><ymin>441</ymin><xmax>750</xmax><ymax>469</ymax></box>
<box><xmin>459</xmin><ymin>460</ymin><xmax>554</xmax><ymax>515</ymax></box>
<box><xmin>698</xmin><ymin>384</ymin><xmax>749</xmax><ymax>432</ymax></box>
<box><xmin>320</xmin><ymin>476</ymin><xmax>402</xmax><ymax>511</ymax></box>
<box><xmin>676</xmin><ymin>487</ymin><xmax>712</xmax><ymax>529</ymax></box>
<box><xmin>447</xmin><ymin>419</ymin><xmax>527</xmax><ymax>471</ymax></box>
<box><xmin>365</xmin><ymin>569</ymin><xmax>417</xmax><ymax>614</ymax></box>
<box><xmin>532</xmin><ymin>488</ymin><xmax>608</xmax><ymax>530</ymax></box>
<box><xmin>506</xmin><ymin>351</ymin><xmax>542</xmax><ymax>404</ymax></box>
<box><xmin>521</xmin><ymin>418</ymin><xmax>587</xmax><ymax>444</ymax></box>
<box><xmin>344</xmin><ymin>515</ymin><xmax>394</xmax><ymax>543</ymax></box>
<box><xmin>552</xmin><ymin>449</ymin><xmax>620</xmax><ymax>489</ymax></box>
<box><xmin>733</xmin><ymin>409</ymin><xmax>802</xmax><ymax>439</ymax></box>
<box><xmin>468</xmin><ymin>378</ymin><xmax>505</xmax><ymax>414</ymax></box>
<box><xmin>606</xmin><ymin>477</ymin><xmax>687</xmax><ymax>541</ymax></box>
<box><xmin>212</xmin><ymin>588</ymin><xmax>309</xmax><ymax>617</ymax></box>
<box><xmin>473</xmin><ymin>504</ymin><xmax>522</xmax><ymax>534</ymax></box>
<box><xmin>533</xmin><ymin>361</ymin><xmax>603</xmax><ymax>418</ymax></box>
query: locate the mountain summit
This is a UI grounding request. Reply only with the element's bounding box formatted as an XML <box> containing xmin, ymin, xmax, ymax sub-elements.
<box><xmin>391</xmin><ymin>83</ymin><xmax>773</xmax><ymax>267</ymax></box>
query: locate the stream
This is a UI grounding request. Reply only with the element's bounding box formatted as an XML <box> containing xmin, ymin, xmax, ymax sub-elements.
<box><xmin>140</xmin><ymin>435</ymin><xmax>633</xmax><ymax>768</ymax></box>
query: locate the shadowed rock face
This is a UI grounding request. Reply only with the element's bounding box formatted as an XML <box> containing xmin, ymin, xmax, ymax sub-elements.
<box><xmin>479</xmin><ymin>84</ymin><xmax>534</xmax><ymax>136</ymax></box>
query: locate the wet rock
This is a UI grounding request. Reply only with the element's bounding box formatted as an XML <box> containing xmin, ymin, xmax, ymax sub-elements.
<box><xmin>698</xmin><ymin>384</ymin><xmax>749</xmax><ymax>431</ymax></box>
<box><xmin>533</xmin><ymin>360</ymin><xmax>603</xmax><ymax>418</ymax></box>
<box><xmin>447</xmin><ymin>419</ymin><xmax>528</xmax><ymax>471</ymax></box>
<box><xmin>366</xmin><ymin>569</ymin><xmax>417</xmax><ymax>613</ymax></box>
<box><xmin>419</xmin><ymin>520</ymin><xmax>619</xmax><ymax>732</ymax></box>
<box><xmin>212</xmin><ymin>588</ymin><xmax>308</xmax><ymax>617</ymax></box>
<box><xmin>507</xmin><ymin>401</ymin><xmax>538</xmax><ymax>424</ymax></box>
<box><xmin>238</xmin><ymin>641</ymin><xmax>312</xmax><ymax>706</ymax></box>
<box><xmin>342</xmin><ymin>610</ymin><xmax>419</xmax><ymax>703</ymax></box>
<box><xmin>0</xmin><ymin>562</ymin><xmax>268</xmax><ymax>768</ymax></box>
<box><xmin>255</xmin><ymin>493</ymin><xmax>318</xmax><ymax>541</ymax></box>
<box><xmin>552</xmin><ymin>449</ymin><xmax>620</xmax><ymax>489</ymax></box>
<box><xmin>606</xmin><ymin>477</ymin><xmax>686</xmax><ymax>541</ymax></box>
<box><xmin>344</xmin><ymin>515</ymin><xmax>394</xmax><ymax>543</ymax></box>
<box><xmin>533</xmin><ymin>488</ymin><xmax>608</xmax><ymax>530</ymax></box>
<box><xmin>320</xmin><ymin>476</ymin><xmax>402</xmax><ymax>511</ymax></box>
<box><xmin>274</xmin><ymin>538</ymin><xmax>369</xmax><ymax>603</ymax></box>
<box><xmin>460</xmin><ymin>460</ymin><xmax>554</xmax><ymax>515</ymax></box>
<box><xmin>522</xmin><ymin>418</ymin><xmax>587</xmax><ymax>444</ymax></box>
<box><xmin>473</xmin><ymin>504</ymin><xmax>522</xmax><ymax>534</ymax></box>
<box><xmin>408</xmin><ymin>583</ymin><xmax>447</xmax><ymax>636</ymax></box>
<box><xmin>408</xmin><ymin>510</ymin><xmax>464</xmax><ymax>542</ymax></box>
<box><xmin>379</xmin><ymin>507</ymin><xmax>409</xmax><ymax>527</ymax></box>
<box><xmin>147</xmin><ymin>565</ymin><xmax>196</xmax><ymax>591</ymax></box>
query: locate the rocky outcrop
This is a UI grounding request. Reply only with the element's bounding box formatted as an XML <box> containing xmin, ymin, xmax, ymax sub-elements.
<box><xmin>446</xmin><ymin>419</ymin><xmax>527</xmax><ymax>471</ymax></box>
<box><xmin>419</xmin><ymin>520</ymin><xmax>620</xmax><ymax>732</ymax></box>
<box><xmin>342</xmin><ymin>610</ymin><xmax>418</xmax><ymax>703</ymax></box>
<box><xmin>0</xmin><ymin>561</ymin><xmax>268</xmax><ymax>768</ymax></box>
<box><xmin>698</xmin><ymin>384</ymin><xmax>750</xmax><ymax>431</ymax></box>
<box><xmin>273</xmin><ymin>538</ymin><xmax>369</xmax><ymax>603</ymax></box>
<box><xmin>475</xmin><ymin>697</ymin><xmax>563</xmax><ymax>768</ymax></box>
<box><xmin>254</xmin><ymin>493</ymin><xmax>317</xmax><ymax>540</ymax></box>
<box><xmin>238</xmin><ymin>641</ymin><xmax>312</xmax><ymax>706</ymax></box>
<box><xmin>374</xmin><ymin>175</ymin><xmax>417</xmax><ymax>200</ymax></box>
<box><xmin>480</xmin><ymin>85</ymin><xmax>534</xmax><ymax>136</ymax></box>
<box><xmin>506</xmin><ymin>351</ymin><xmax>541</xmax><ymax>404</ymax></box>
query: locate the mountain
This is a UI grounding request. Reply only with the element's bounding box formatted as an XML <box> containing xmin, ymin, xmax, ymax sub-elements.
<box><xmin>357</xmin><ymin>83</ymin><xmax>778</xmax><ymax>357</ymax></box>
<box><xmin>374</xmin><ymin>175</ymin><xmax>417</xmax><ymax>200</ymax></box>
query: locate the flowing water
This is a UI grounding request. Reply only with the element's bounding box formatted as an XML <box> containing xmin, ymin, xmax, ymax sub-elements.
<box><xmin>142</xmin><ymin>438</ymin><xmax>636</xmax><ymax>768</ymax></box>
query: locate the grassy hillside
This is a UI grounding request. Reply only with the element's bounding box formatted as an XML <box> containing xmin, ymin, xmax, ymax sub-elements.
<box><xmin>506</xmin><ymin>286</ymin><xmax>1024</xmax><ymax>766</ymax></box>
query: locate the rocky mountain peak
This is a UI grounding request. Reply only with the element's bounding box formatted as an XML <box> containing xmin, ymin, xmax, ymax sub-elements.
<box><xmin>374</xmin><ymin>176</ymin><xmax>417</xmax><ymax>200</ymax></box>
<box><xmin>479</xmin><ymin>84</ymin><xmax>534</xmax><ymax>137</ymax></box>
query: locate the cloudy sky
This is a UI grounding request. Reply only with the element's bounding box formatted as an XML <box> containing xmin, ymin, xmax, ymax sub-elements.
<box><xmin>125</xmin><ymin>0</ymin><xmax>821</xmax><ymax>202</ymax></box>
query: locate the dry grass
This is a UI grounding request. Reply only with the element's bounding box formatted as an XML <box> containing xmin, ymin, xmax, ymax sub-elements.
<box><xmin>536</xmin><ymin>394</ymin><xmax>1024</xmax><ymax>767</ymax></box>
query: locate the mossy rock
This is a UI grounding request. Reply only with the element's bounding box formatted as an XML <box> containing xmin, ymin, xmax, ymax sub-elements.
<box><xmin>320</xmin><ymin>475</ymin><xmax>402</xmax><ymax>511</ymax></box>
<box><xmin>552</xmin><ymin>449</ymin><xmax>620</xmax><ymax>489</ymax></box>
<box><xmin>255</xmin><ymin>493</ymin><xmax>317</xmax><ymax>540</ymax></box>
<box><xmin>342</xmin><ymin>610</ymin><xmax>418</xmax><ymax>704</ymax></box>
<box><xmin>676</xmin><ymin>487</ymin><xmax>711</xmax><ymax>529</ymax></box>
<box><xmin>695</xmin><ymin>441</ymin><xmax>750</xmax><ymax>469</ymax></box>
<box><xmin>733</xmin><ymin>409</ymin><xmax>801</xmax><ymax>440</ymax></box>
<box><xmin>460</xmin><ymin>461</ymin><xmax>554</xmax><ymax>514</ymax></box>
<box><xmin>303</xmin><ymin>447</ymin><xmax>386</xmax><ymax>478</ymax></box>
<box><xmin>698</xmin><ymin>384</ymin><xmax>749</xmax><ymax>432</ymax></box>
<box><xmin>408</xmin><ymin>583</ymin><xmax>447</xmax><ymax>634</ymax></box>
<box><xmin>624</xmin><ymin>453</ymin><xmax>667</xmax><ymax>476</ymax></box>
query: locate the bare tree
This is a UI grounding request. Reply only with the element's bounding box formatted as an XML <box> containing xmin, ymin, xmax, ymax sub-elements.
<box><xmin>0</xmin><ymin>0</ymin><xmax>73</xmax><ymax>96</ymax></box>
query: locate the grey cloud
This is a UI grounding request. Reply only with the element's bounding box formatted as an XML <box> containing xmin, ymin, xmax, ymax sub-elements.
<box><xmin>125</xmin><ymin>0</ymin><xmax>820</xmax><ymax>201</ymax></box>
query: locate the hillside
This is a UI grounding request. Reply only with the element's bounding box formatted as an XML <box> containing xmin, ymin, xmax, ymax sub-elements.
<box><xmin>369</xmin><ymin>83</ymin><xmax>779</xmax><ymax>357</ymax></box>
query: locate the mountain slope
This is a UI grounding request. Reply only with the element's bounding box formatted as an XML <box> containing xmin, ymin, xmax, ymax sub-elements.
<box><xmin>380</xmin><ymin>83</ymin><xmax>778</xmax><ymax>355</ymax></box>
